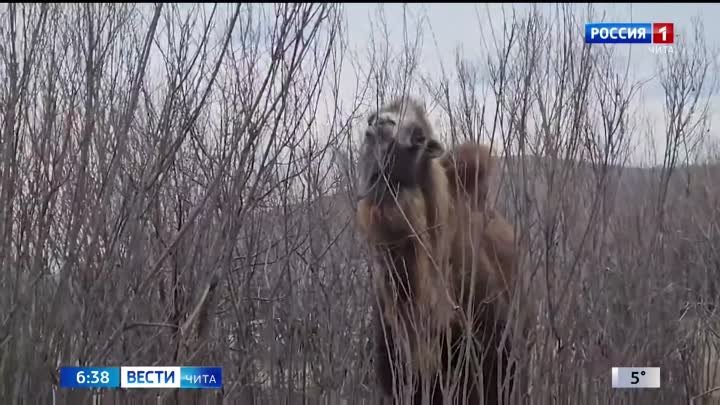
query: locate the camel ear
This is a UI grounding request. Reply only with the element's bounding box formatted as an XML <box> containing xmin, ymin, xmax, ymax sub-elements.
<box><xmin>425</xmin><ymin>138</ymin><xmax>445</xmax><ymax>159</ymax></box>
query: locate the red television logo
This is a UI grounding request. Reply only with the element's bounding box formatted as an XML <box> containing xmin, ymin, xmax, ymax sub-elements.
<box><xmin>653</xmin><ymin>23</ymin><xmax>674</xmax><ymax>44</ymax></box>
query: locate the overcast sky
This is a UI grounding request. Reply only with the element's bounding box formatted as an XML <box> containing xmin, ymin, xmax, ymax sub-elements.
<box><xmin>339</xmin><ymin>3</ymin><xmax>720</xmax><ymax>165</ymax></box>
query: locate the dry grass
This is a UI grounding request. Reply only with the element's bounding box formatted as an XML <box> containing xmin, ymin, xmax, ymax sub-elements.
<box><xmin>0</xmin><ymin>3</ymin><xmax>718</xmax><ymax>405</ymax></box>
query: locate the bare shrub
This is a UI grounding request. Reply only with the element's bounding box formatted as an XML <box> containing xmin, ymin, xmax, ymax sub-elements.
<box><xmin>0</xmin><ymin>3</ymin><xmax>718</xmax><ymax>405</ymax></box>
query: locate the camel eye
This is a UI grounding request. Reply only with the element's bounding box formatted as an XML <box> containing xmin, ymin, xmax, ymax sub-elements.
<box><xmin>376</xmin><ymin>117</ymin><xmax>396</xmax><ymax>127</ymax></box>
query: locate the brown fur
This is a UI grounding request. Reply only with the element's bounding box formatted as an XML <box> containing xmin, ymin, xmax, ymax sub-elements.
<box><xmin>443</xmin><ymin>144</ymin><xmax>522</xmax><ymax>405</ymax></box>
<box><xmin>356</xmin><ymin>99</ymin><xmax>524</xmax><ymax>405</ymax></box>
<box><xmin>443</xmin><ymin>144</ymin><xmax>518</xmax><ymax>300</ymax></box>
<box><xmin>443</xmin><ymin>143</ymin><xmax>493</xmax><ymax>210</ymax></box>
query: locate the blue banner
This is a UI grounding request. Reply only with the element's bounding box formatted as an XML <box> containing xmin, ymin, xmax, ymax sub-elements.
<box><xmin>585</xmin><ymin>23</ymin><xmax>652</xmax><ymax>44</ymax></box>
<box><xmin>58</xmin><ymin>366</ymin><xmax>222</xmax><ymax>389</ymax></box>
<box><xmin>180</xmin><ymin>367</ymin><xmax>223</xmax><ymax>389</ymax></box>
<box><xmin>59</xmin><ymin>367</ymin><xmax>120</xmax><ymax>389</ymax></box>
